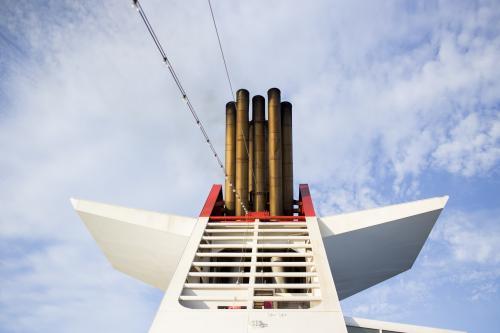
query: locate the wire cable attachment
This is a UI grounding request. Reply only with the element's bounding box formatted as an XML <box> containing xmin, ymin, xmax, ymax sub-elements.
<box><xmin>131</xmin><ymin>0</ymin><xmax>248</xmax><ymax>215</ymax></box>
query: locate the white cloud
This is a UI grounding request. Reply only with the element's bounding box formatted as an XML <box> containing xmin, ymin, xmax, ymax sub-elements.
<box><xmin>433</xmin><ymin>112</ymin><xmax>500</xmax><ymax>177</ymax></box>
<box><xmin>342</xmin><ymin>208</ymin><xmax>500</xmax><ymax>322</ymax></box>
<box><xmin>346</xmin><ymin>278</ymin><xmax>429</xmax><ymax>320</ymax></box>
<box><xmin>433</xmin><ymin>210</ymin><xmax>500</xmax><ymax>264</ymax></box>
<box><xmin>469</xmin><ymin>282</ymin><xmax>498</xmax><ymax>301</ymax></box>
<box><xmin>0</xmin><ymin>239</ymin><xmax>160</xmax><ymax>333</ymax></box>
<box><xmin>315</xmin><ymin>184</ymin><xmax>384</xmax><ymax>216</ymax></box>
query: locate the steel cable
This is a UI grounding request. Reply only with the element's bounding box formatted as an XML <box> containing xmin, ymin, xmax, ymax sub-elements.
<box><xmin>132</xmin><ymin>0</ymin><xmax>248</xmax><ymax>214</ymax></box>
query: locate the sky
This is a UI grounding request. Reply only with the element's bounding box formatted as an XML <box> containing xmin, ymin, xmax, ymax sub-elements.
<box><xmin>0</xmin><ymin>0</ymin><xmax>499</xmax><ymax>332</ymax></box>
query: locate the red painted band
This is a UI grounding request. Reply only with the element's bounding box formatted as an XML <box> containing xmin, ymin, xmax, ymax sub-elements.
<box><xmin>199</xmin><ymin>184</ymin><xmax>223</xmax><ymax>217</ymax></box>
<box><xmin>299</xmin><ymin>184</ymin><xmax>316</xmax><ymax>217</ymax></box>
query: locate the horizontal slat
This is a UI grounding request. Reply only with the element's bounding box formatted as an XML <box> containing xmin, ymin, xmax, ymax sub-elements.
<box><xmin>207</xmin><ymin>222</ymin><xmax>307</xmax><ymax>227</ymax></box>
<box><xmin>183</xmin><ymin>283</ymin><xmax>320</xmax><ymax>289</ymax></box>
<box><xmin>258</xmin><ymin>236</ymin><xmax>309</xmax><ymax>240</ymax></box>
<box><xmin>206</xmin><ymin>222</ymin><xmax>254</xmax><ymax>227</ymax></box>
<box><xmin>257</xmin><ymin>229</ymin><xmax>309</xmax><ymax>233</ymax></box>
<box><xmin>188</xmin><ymin>272</ymin><xmax>251</xmax><ymax>277</ymax></box>
<box><xmin>192</xmin><ymin>262</ymin><xmax>252</xmax><ymax>267</ymax></box>
<box><xmin>191</xmin><ymin>262</ymin><xmax>314</xmax><ymax>267</ymax></box>
<box><xmin>257</xmin><ymin>244</ymin><xmax>312</xmax><ymax>248</ymax></box>
<box><xmin>202</xmin><ymin>236</ymin><xmax>253</xmax><ymax>240</ymax></box>
<box><xmin>184</xmin><ymin>283</ymin><xmax>248</xmax><ymax>289</ymax></box>
<box><xmin>205</xmin><ymin>229</ymin><xmax>308</xmax><ymax>233</ymax></box>
<box><xmin>179</xmin><ymin>295</ymin><xmax>321</xmax><ymax>302</ymax></box>
<box><xmin>253</xmin><ymin>295</ymin><xmax>321</xmax><ymax>301</ymax></box>
<box><xmin>257</xmin><ymin>223</ymin><xmax>307</xmax><ymax>226</ymax></box>
<box><xmin>253</xmin><ymin>283</ymin><xmax>319</xmax><ymax>289</ymax></box>
<box><xmin>195</xmin><ymin>252</ymin><xmax>253</xmax><ymax>257</ymax></box>
<box><xmin>257</xmin><ymin>252</ymin><xmax>313</xmax><ymax>257</ymax></box>
<box><xmin>188</xmin><ymin>272</ymin><xmax>317</xmax><ymax>277</ymax></box>
<box><xmin>198</xmin><ymin>244</ymin><xmax>253</xmax><ymax>249</ymax></box>
<box><xmin>257</xmin><ymin>262</ymin><xmax>314</xmax><ymax>267</ymax></box>
<box><xmin>208</xmin><ymin>216</ymin><xmax>306</xmax><ymax>222</ymax></box>
<box><xmin>187</xmin><ymin>272</ymin><xmax>317</xmax><ymax>278</ymax></box>
<box><xmin>203</xmin><ymin>230</ymin><xmax>255</xmax><ymax>234</ymax></box>
<box><xmin>202</xmin><ymin>236</ymin><xmax>309</xmax><ymax>241</ymax></box>
<box><xmin>179</xmin><ymin>296</ymin><xmax>247</xmax><ymax>301</ymax></box>
<box><xmin>254</xmin><ymin>272</ymin><xmax>317</xmax><ymax>277</ymax></box>
<box><xmin>195</xmin><ymin>252</ymin><xmax>313</xmax><ymax>258</ymax></box>
<box><xmin>198</xmin><ymin>244</ymin><xmax>312</xmax><ymax>249</ymax></box>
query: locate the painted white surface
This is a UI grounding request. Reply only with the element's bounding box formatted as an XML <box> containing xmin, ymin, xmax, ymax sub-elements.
<box><xmin>148</xmin><ymin>216</ymin><xmax>348</xmax><ymax>333</ymax></box>
<box><xmin>72</xmin><ymin>196</ymin><xmax>461</xmax><ymax>332</ymax></box>
<box><xmin>71</xmin><ymin>198</ymin><xmax>196</xmax><ymax>290</ymax></box>
<box><xmin>319</xmin><ymin>196</ymin><xmax>448</xmax><ymax>300</ymax></box>
<box><xmin>344</xmin><ymin>316</ymin><xmax>466</xmax><ymax>333</ymax></box>
<box><xmin>179</xmin><ymin>220</ymin><xmax>321</xmax><ymax>309</ymax></box>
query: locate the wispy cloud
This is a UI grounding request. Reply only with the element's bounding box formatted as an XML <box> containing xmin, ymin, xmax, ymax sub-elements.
<box><xmin>433</xmin><ymin>112</ymin><xmax>500</xmax><ymax>177</ymax></box>
<box><xmin>342</xmin><ymin>208</ymin><xmax>500</xmax><ymax>330</ymax></box>
<box><xmin>432</xmin><ymin>210</ymin><xmax>500</xmax><ymax>265</ymax></box>
<box><xmin>0</xmin><ymin>239</ymin><xmax>160</xmax><ymax>332</ymax></box>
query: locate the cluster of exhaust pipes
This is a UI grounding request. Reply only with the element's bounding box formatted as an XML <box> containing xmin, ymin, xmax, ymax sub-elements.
<box><xmin>224</xmin><ymin>88</ymin><xmax>294</xmax><ymax>216</ymax></box>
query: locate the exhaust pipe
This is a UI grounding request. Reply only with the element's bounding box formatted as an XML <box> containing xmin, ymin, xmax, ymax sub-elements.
<box><xmin>224</xmin><ymin>102</ymin><xmax>236</xmax><ymax>215</ymax></box>
<box><xmin>252</xmin><ymin>95</ymin><xmax>266</xmax><ymax>212</ymax></box>
<box><xmin>267</xmin><ymin>88</ymin><xmax>283</xmax><ymax>216</ymax></box>
<box><xmin>281</xmin><ymin>101</ymin><xmax>293</xmax><ymax>216</ymax></box>
<box><xmin>248</xmin><ymin>120</ymin><xmax>254</xmax><ymax>209</ymax></box>
<box><xmin>235</xmin><ymin>89</ymin><xmax>250</xmax><ymax>215</ymax></box>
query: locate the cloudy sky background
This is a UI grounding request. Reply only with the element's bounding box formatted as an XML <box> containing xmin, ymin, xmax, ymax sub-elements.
<box><xmin>0</xmin><ymin>0</ymin><xmax>499</xmax><ymax>332</ymax></box>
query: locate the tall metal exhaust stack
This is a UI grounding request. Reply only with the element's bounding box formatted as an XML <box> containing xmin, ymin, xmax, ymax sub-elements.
<box><xmin>252</xmin><ymin>95</ymin><xmax>266</xmax><ymax>212</ymax></box>
<box><xmin>268</xmin><ymin>88</ymin><xmax>283</xmax><ymax>216</ymax></box>
<box><xmin>264</xmin><ymin>119</ymin><xmax>269</xmax><ymax>210</ymax></box>
<box><xmin>281</xmin><ymin>101</ymin><xmax>294</xmax><ymax>215</ymax></box>
<box><xmin>224</xmin><ymin>102</ymin><xmax>236</xmax><ymax>215</ymax></box>
<box><xmin>235</xmin><ymin>89</ymin><xmax>249</xmax><ymax>215</ymax></box>
<box><xmin>248</xmin><ymin>121</ymin><xmax>254</xmax><ymax>209</ymax></box>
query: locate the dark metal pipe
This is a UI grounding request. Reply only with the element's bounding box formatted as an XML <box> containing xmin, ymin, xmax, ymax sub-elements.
<box><xmin>248</xmin><ymin>120</ymin><xmax>254</xmax><ymax>209</ymax></box>
<box><xmin>224</xmin><ymin>102</ymin><xmax>236</xmax><ymax>215</ymax></box>
<box><xmin>264</xmin><ymin>120</ymin><xmax>269</xmax><ymax>210</ymax></box>
<box><xmin>235</xmin><ymin>89</ymin><xmax>249</xmax><ymax>215</ymax></box>
<box><xmin>252</xmin><ymin>95</ymin><xmax>266</xmax><ymax>212</ymax></box>
<box><xmin>267</xmin><ymin>88</ymin><xmax>283</xmax><ymax>215</ymax></box>
<box><xmin>281</xmin><ymin>101</ymin><xmax>294</xmax><ymax>216</ymax></box>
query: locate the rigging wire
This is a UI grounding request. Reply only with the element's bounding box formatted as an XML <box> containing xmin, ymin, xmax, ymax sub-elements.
<box><xmin>131</xmin><ymin>0</ymin><xmax>248</xmax><ymax>215</ymax></box>
<box><xmin>207</xmin><ymin>0</ymin><xmax>235</xmax><ymax>102</ymax></box>
<box><xmin>207</xmin><ymin>0</ymin><xmax>257</xmax><ymax>207</ymax></box>
<box><xmin>206</xmin><ymin>0</ymin><xmax>256</xmax><ymax>286</ymax></box>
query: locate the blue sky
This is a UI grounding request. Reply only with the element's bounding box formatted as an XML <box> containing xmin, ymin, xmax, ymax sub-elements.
<box><xmin>0</xmin><ymin>0</ymin><xmax>499</xmax><ymax>332</ymax></box>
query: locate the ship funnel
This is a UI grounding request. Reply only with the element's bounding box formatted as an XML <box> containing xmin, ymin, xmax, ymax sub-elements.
<box><xmin>224</xmin><ymin>88</ymin><xmax>294</xmax><ymax>217</ymax></box>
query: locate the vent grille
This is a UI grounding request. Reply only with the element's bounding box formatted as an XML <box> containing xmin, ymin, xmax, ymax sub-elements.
<box><xmin>179</xmin><ymin>219</ymin><xmax>321</xmax><ymax>310</ymax></box>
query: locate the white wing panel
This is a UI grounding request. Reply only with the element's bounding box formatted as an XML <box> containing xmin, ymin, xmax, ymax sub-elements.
<box><xmin>71</xmin><ymin>199</ymin><xmax>196</xmax><ymax>290</ymax></box>
<box><xmin>319</xmin><ymin>196</ymin><xmax>448</xmax><ymax>300</ymax></box>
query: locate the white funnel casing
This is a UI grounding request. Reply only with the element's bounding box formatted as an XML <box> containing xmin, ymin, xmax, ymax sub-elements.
<box><xmin>72</xmin><ymin>192</ymin><xmax>462</xmax><ymax>333</ymax></box>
